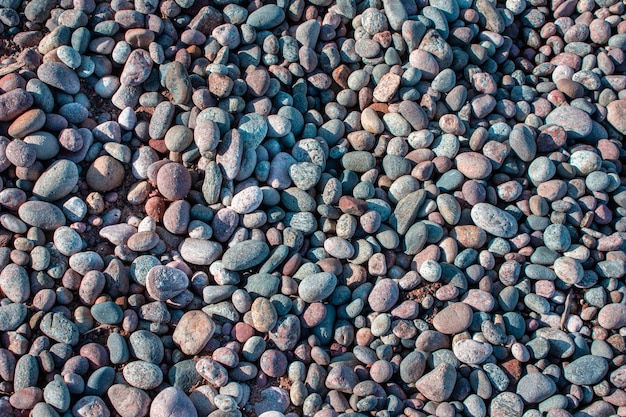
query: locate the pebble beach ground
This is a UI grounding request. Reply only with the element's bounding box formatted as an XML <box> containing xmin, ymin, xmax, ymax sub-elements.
<box><xmin>0</xmin><ymin>0</ymin><xmax>626</xmax><ymax>416</ymax></box>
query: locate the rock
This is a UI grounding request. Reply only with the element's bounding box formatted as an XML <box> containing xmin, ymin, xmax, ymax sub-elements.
<box><xmin>516</xmin><ymin>372</ymin><xmax>556</xmax><ymax>403</ymax></box>
<box><xmin>260</xmin><ymin>349</ymin><xmax>287</xmax><ymax>378</ymax></box>
<box><xmin>534</xmin><ymin>328</ymin><xmax>575</xmax><ymax>358</ymax></box>
<box><xmin>326</xmin><ymin>365</ymin><xmax>358</xmax><ymax>393</ymax></box>
<box><xmin>269</xmin><ymin>314</ymin><xmax>300</xmax><ymax>351</ymax></box>
<box><xmin>606</xmin><ymin>100</ymin><xmax>626</xmax><ymax>134</ymax></box>
<box><xmin>196</xmin><ymin>358</ymin><xmax>228</xmax><ymax>387</ymax></box>
<box><xmin>43</xmin><ymin>375</ymin><xmax>71</xmax><ymax>413</ymax></box>
<box><xmin>165</xmin><ymin>61</ymin><xmax>191</xmax><ymax>105</ymax></box>
<box><xmin>470</xmin><ymin>203</ymin><xmax>518</xmax><ymax>238</ymax></box>
<box><xmin>433</xmin><ymin>303</ymin><xmax>473</xmax><ymax>334</ymax></box>
<box><xmin>37</xmin><ymin>62</ymin><xmax>80</xmax><ymax>94</ymax></box>
<box><xmin>108</xmin><ymin>384</ymin><xmax>151</xmax><ymax>417</ymax></box>
<box><xmin>298</xmin><ymin>272</ymin><xmax>337</xmax><ymax>303</ymax></box>
<box><xmin>453</xmin><ymin>339</ymin><xmax>493</xmax><ymax>365</ymax></box>
<box><xmin>123</xmin><ymin>361</ymin><xmax>163</xmax><ymax>390</ymax></box>
<box><xmin>32</xmin><ymin>159</ymin><xmax>79</xmax><ymax>201</ymax></box>
<box><xmin>415</xmin><ymin>363</ymin><xmax>457</xmax><ymax>402</ymax></box>
<box><xmin>91</xmin><ymin>301</ymin><xmax>123</xmax><ymax>325</ymax></box>
<box><xmin>145</xmin><ymin>266</ymin><xmax>189</xmax><ymax>301</ymax></box>
<box><xmin>400</xmin><ymin>351</ymin><xmax>427</xmax><ymax>383</ymax></box>
<box><xmin>150</xmin><ymin>387</ymin><xmax>197</xmax><ymax>417</ymax></box>
<box><xmin>0</xmin><ymin>263</ymin><xmax>29</xmax><ymax>303</ymax></box>
<box><xmin>6</xmin><ymin>139</ymin><xmax>36</xmax><ymax>167</ymax></box>
<box><xmin>368</xmin><ymin>278</ymin><xmax>399</xmax><ymax>312</ymax></box>
<box><xmin>254</xmin><ymin>387</ymin><xmax>290</xmax><ymax>415</ymax></box>
<box><xmin>120</xmin><ymin>49</ymin><xmax>152</xmax><ymax>86</ymax></box>
<box><xmin>598</xmin><ymin>304</ymin><xmax>626</xmax><ymax>329</ymax></box>
<box><xmin>40</xmin><ymin>312</ymin><xmax>79</xmax><ymax>345</ymax></box>
<box><xmin>455</xmin><ymin>152</ymin><xmax>492</xmax><ymax>179</ymax></box>
<box><xmin>222</xmin><ymin>240</ymin><xmax>270</xmax><ymax>271</ymax></box>
<box><xmin>86</xmin><ymin>156</ymin><xmax>125</xmax><ymax>192</ymax></box>
<box><xmin>246</xmin><ymin>5</ymin><xmax>285</xmax><ymax>29</ymax></box>
<box><xmin>71</xmin><ymin>396</ymin><xmax>110</xmax><ymax>417</ymax></box>
<box><xmin>9</xmin><ymin>387</ymin><xmax>42</xmax><ymax>410</ymax></box>
<box><xmin>129</xmin><ymin>330</ymin><xmax>164</xmax><ymax>364</ymax></box>
<box><xmin>0</xmin><ymin>89</ymin><xmax>33</xmax><ymax>122</ymax></box>
<box><xmin>173</xmin><ymin>310</ymin><xmax>215</xmax><ymax>355</ymax></box>
<box><xmin>178</xmin><ymin>238</ymin><xmax>222</xmax><ymax>265</ymax></box>
<box><xmin>230</xmin><ymin>186</ymin><xmax>263</xmax><ymax>214</ymax></box>
<box><xmin>564</xmin><ymin>355</ymin><xmax>608</xmax><ymax>385</ymax></box>
<box><xmin>238</xmin><ymin>113</ymin><xmax>268</xmax><ymax>150</ymax></box>
<box><xmin>250</xmin><ymin>297</ymin><xmax>278</xmax><ymax>332</ymax></box>
<box><xmin>544</xmin><ymin>105</ymin><xmax>592</xmax><ymax>139</ymax></box>
<box><xmin>157</xmin><ymin>163</ymin><xmax>191</xmax><ymax>200</ymax></box>
<box><xmin>490</xmin><ymin>392</ymin><xmax>523</xmax><ymax>417</ymax></box>
<box><xmin>0</xmin><ymin>303</ymin><xmax>27</xmax><ymax>331</ymax></box>
<box><xmin>389</xmin><ymin>189</ymin><xmax>427</xmax><ymax>235</ymax></box>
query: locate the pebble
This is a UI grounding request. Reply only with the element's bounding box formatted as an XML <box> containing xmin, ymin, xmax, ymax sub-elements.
<box><xmin>123</xmin><ymin>361</ymin><xmax>163</xmax><ymax>390</ymax></box>
<box><xmin>564</xmin><ymin>355</ymin><xmax>609</xmax><ymax>385</ymax></box>
<box><xmin>32</xmin><ymin>159</ymin><xmax>79</xmax><ymax>202</ymax></box>
<box><xmin>86</xmin><ymin>156</ymin><xmax>125</xmax><ymax>192</ymax></box>
<box><xmin>222</xmin><ymin>240</ymin><xmax>270</xmax><ymax>271</ymax></box>
<box><xmin>247</xmin><ymin>5</ymin><xmax>285</xmax><ymax>30</ymax></box>
<box><xmin>150</xmin><ymin>387</ymin><xmax>197</xmax><ymax>417</ymax></box>
<box><xmin>91</xmin><ymin>301</ymin><xmax>122</xmax><ymax>325</ymax></box>
<box><xmin>367</xmin><ymin>278</ymin><xmax>399</xmax><ymax>312</ymax></box>
<box><xmin>470</xmin><ymin>203</ymin><xmax>518</xmax><ymax>238</ymax></box>
<box><xmin>40</xmin><ymin>312</ymin><xmax>79</xmax><ymax>345</ymax></box>
<box><xmin>516</xmin><ymin>372</ymin><xmax>556</xmax><ymax>403</ymax></box>
<box><xmin>157</xmin><ymin>163</ymin><xmax>191</xmax><ymax>200</ymax></box>
<box><xmin>415</xmin><ymin>363</ymin><xmax>457</xmax><ymax>402</ymax></box>
<box><xmin>544</xmin><ymin>105</ymin><xmax>592</xmax><ymax>139</ymax></box>
<box><xmin>145</xmin><ymin>265</ymin><xmax>189</xmax><ymax>301</ymax></box>
<box><xmin>455</xmin><ymin>152</ymin><xmax>492</xmax><ymax>179</ymax></box>
<box><xmin>606</xmin><ymin>100</ymin><xmax>626</xmax><ymax>134</ymax></box>
<box><xmin>433</xmin><ymin>303</ymin><xmax>473</xmax><ymax>334</ymax></box>
<box><xmin>0</xmin><ymin>0</ymin><xmax>623</xmax><ymax>415</ymax></box>
<box><xmin>178</xmin><ymin>238</ymin><xmax>222</xmax><ymax>265</ymax></box>
<box><xmin>36</xmin><ymin>62</ymin><xmax>80</xmax><ymax>94</ymax></box>
<box><xmin>173</xmin><ymin>310</ymin><xmax>215</xmax><ymax>355</ymax></box>
<box><xmin>0</xmin><ymin>88</ymin><xmax>33</xmax><ymax>122</ymax></box>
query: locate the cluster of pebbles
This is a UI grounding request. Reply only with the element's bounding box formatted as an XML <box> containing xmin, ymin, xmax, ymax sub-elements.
<box><xmin>1</xmin><ymin>0</ymin><xmax>626</xmax><ymax>415</ymax></box>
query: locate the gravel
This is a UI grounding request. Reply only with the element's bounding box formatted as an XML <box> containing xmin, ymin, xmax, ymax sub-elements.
<box><xmin>0</xmin><ymin>0</ymin><xmax>626</xmax><ymax>415</ymax></box>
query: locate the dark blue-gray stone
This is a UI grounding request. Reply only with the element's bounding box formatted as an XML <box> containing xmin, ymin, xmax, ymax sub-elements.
<box><xmin>91</xmin><ymin>301</ymin><xmax>123</xmax><ymax>325</ymax></box>
<box><xmin>564</xmin><ymin>355</ymin><xmax>608</xmax><ymax>386</ymax></box>
<box><xmin>85</xmin><ymin>366</ymin><xmax>115</xmax><ymax>396</ymax></box>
